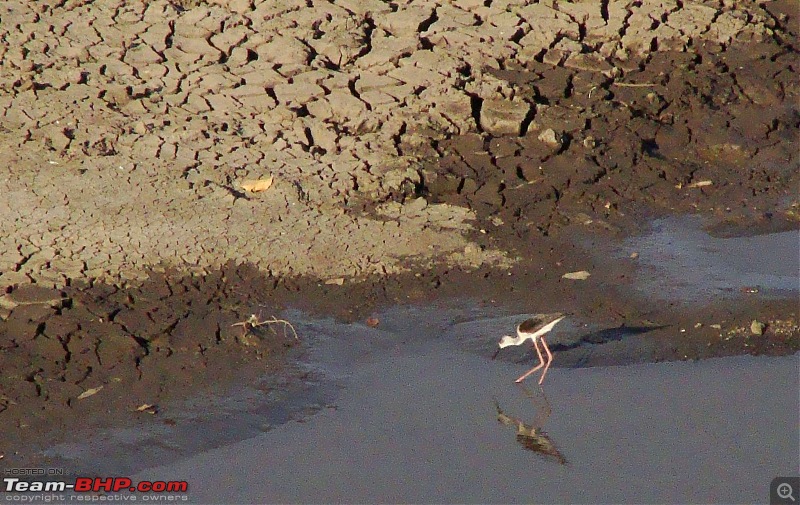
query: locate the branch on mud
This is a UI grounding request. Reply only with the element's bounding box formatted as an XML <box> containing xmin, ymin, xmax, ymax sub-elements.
<box><xmin>231</xmin><ymin>314</ymin><xmax>299</xmax><ymax>341</ymax></box>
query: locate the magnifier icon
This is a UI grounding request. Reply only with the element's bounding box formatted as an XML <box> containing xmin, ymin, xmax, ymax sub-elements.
<box><xmin>778</xmin><ymin>483</ymin><xmax>796</xmax><ymax>502</ymax></box>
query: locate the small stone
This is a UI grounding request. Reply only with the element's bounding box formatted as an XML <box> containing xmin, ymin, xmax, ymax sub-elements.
<box><xmin>538</xmin><ymin>128</ymin><xmax>562</xmax><ymax>147</ymax></box>
<box><xmin>630</xmin><ymin>252</ymin><xmax>639</xmax><ymax>259</ymax></box>
<box><xmin>562</xmin><ymin>270</ymin><xmax>591</xmax><ymax>280</ymax></box>
<box><xmin>711</xmin><ymin>324</ymin><xmax>722</xmax><ymax>330</ymax></box>
<box><xmin>750</xmin><ymin>320</ymin><xmax>766</xmax><ymax>335</ymax></box>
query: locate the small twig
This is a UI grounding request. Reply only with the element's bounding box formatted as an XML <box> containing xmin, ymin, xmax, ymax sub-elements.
<box><xmin>612</xmin><ymin>82</ymin><xmax>658</xmax><ymax>88</ymax></box>
<box><xmin>232</xmin><ymin>314</ymin><xmax>299</xmax><ymax>340</ymax></box>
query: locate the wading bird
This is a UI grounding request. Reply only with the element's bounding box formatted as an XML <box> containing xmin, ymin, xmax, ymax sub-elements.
<box><xmin>492</xmin><ymin>313</ymin><xmax>566</xmax><ymax>385</ymax></box>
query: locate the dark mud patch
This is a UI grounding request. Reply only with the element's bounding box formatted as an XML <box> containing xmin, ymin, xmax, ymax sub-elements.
<box><xmin>401</xmin><ymin>37</ymin><xmax>799</xmax><ymax>250</ymax></box>
<box><xmin>0</xmin><ymin>263</ymin><xmax>303</xmax><ymax>463</ymax></box>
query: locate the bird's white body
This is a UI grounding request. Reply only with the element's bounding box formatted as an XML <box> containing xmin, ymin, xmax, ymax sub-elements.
<box><xmin>498</xmin><ymin>315</ymin><xmax>565</xmax><ymax>348</ymax></box>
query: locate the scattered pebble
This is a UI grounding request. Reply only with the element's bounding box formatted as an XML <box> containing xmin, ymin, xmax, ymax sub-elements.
<box><xmin>240</xmin><ymin>176</ymin><xmax>274</xmax><ymax>193</ymax></box>
<box><xmin>750</xmin><ymin>320</ymin><xmax>766</xmax><ymax>335</ymax></box>
<box><xmin>630</xmin><ymin>252</ymin><xmax>639</xmax><ymax>259</ymax></box>
<box><xmin>537</xmin><ymin>128</ymin><xmax>562</xmax><ymax>147</ymax></box>
<box><xmin>135</xmin><ymin>404</ymin><xmax>158</xmax><ymax>414</ymax></box>
<box><xmin>366</xmin><ymin>317</ymin><xmax>380</xmax><ymax>328</ymax></box>
<box><xmin>711</xmin><ymin>324</ymin><xmax>722</xmax><ymax>330</ymax></box>
<box><xmin>694</xmin><ymin>322</ymin><xmax>702</xmax><ymax>328</ymax></box>
<box><xmin>562</xmin><ymin>270</ymin><xmax>591</xmax><ymax>280</ymax></box>
<box><xmin>77</xmin><ymin>386</ymin><xmax>104</xmax><ymax>400</ymax></box>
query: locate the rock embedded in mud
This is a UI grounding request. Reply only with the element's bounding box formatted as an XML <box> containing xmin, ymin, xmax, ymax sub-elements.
<box><xmin>538</xmin><ymin>128</ymin><xmax>563</xmax><ymax>147</ymax></box>
<box><xmin>750</xmin><ymin>320</ymin><xmax>766</xmax><ymax>335</ymax></box>
<box><xmin>480</xmin><ymin>98</ymin><xmax>531</xmax><ymax>136</ymax></box>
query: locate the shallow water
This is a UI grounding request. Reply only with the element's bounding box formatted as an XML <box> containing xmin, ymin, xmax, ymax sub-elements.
<box><xmin>621</xmin><ymin>217</ymin><xmax>799</xmax><ymax>302</ymax></box>
<box><xmin>125</xmin><ymin>310</ymin><xmax>798</xmax><ymax>504</ymax></box>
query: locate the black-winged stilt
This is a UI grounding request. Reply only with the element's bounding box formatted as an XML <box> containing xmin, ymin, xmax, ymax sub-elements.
<box><xmin>492</xmin><ymin>313</ymin><xmax>566</xmax><ymax>385</ymax></box>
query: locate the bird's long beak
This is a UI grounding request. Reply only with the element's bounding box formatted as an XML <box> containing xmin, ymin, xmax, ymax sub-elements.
<box><xmin>491</xmin><ymin>347</ymin><xmax>501</xmax><ymax>360</ymax></box>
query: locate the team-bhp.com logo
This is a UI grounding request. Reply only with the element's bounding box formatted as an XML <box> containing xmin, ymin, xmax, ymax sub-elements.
<box><xmin>4</xmin><ymin>477</ymin><xmax>188</xmax><ymax>493</ymax></box>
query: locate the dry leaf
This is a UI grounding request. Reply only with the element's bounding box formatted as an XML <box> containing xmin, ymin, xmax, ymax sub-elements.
<box><xmin>325</xmin><ymin>277</ymin><xmax>344</xmax><ymax>286</ymax></box>
<box><xmin>687</xmin><ymin>180</ymin><xmax>713</xmax><ymax>188</ymax></box>
<box><xmin>241</xmin><ymin>176</ymin><xmax>274</xmax><ymax>193</ymax></box>
<box><xmin>562</xmin><ymin>270</ymin><xmax>591</xmax><ymax>280</ymax></box>
<box><xmin>77</xmin><ymin>386</ymin><xmax>103</xmax><ymax>400</ymax></box>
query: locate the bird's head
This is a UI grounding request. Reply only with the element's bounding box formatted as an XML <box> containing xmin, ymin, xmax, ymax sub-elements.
<box><xmin>497</xmin><ymin>335</ymin><xmax>516</xmax><ymax>348</ymax></box>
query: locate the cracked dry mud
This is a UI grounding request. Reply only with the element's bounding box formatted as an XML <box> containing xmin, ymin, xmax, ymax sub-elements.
<box><xmin>0</xmin><ymin>0</ymin><xmax>798</xmax><ymax>462</ymax></box>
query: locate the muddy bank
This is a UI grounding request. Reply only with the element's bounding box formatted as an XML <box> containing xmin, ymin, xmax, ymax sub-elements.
<box><xmin>0</xmin><ymin>0</ymin><xmax>799</xmax><ymax>473</ymax></box>
<box><xmin>2</xmin><ymin>223</ymin><xmax>798</xmax><ymax>466</ymax></box>
<box><xmin>0</xmin><ymin>263</ymin><xmax>300</xmax><ymax>462</ymax></box>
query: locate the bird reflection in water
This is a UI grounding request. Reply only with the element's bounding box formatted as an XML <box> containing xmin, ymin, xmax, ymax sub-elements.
<box><xmin>494</xmin><ymin>385</ymin><xmax>567</xmax><ymax>465</ymax></box>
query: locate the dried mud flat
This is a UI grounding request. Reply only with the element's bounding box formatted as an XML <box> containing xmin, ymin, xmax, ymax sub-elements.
<box><xmin>0</xmin><ymin>0</ymin><xmax>798</xmax><ymax>464</ymax></box>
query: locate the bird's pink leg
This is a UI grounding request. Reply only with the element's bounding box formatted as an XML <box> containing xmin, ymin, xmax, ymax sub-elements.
<box><xmin>515</xmin><ymin>339</ymin><xmax>546</xmax><ymax>383</ymax></box>
<box><xmin>538</xmin><ymin>336</ymin><xmax>554</xmax><ymax>385</ymax></box>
